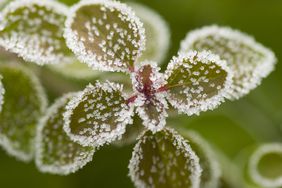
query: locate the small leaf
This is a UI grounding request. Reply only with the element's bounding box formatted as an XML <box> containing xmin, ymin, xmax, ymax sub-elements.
<box><xmin>63</xmin><ymin>81</ymin><xmax>134</xmax><ymax>147</ymax></box>
<box><xmin>132</xmin><ymin>62</ymin><xmax>168</xmax><ymax>132</ymax></box>
<box><xmin>0</xmin><ymin>0</ymin><xmax>72</xmax><ymax>65</ymax></box>
<box><xmin>164</xmin><ymin>51</ymin><xmax>232</xmax><ymax>116</ymax></box>
<box><xmin>181</xmin><ymin>130</ymin><xmax>221</xmax><ymax>188</ymax></box>
<box><xmin>180</xmin><ymin>25</ymin><xmax>276</xmax><ymax>99</ymax></box>
<box><xmin>248</xmin><ymin>143</ymin><xmax>282</xmax><ymax>188</ymax></box>
<box><xmin>128</xmin><ymin>2</ymin><xmax>170</xmax><ymax>63</ymax></box>
<box><xmin>0</xmin><ymin>63</ymin><xmax>47</xmax><ymax>161</ymax></box>
<box><xmin>0</xmin><ymin>75</ymin><xmax>4</xmax><ymax>112</ymax></box>
<box><xmin>129</xmin><ymin>128</ymin><xmax>202</xmax><ymax>188</ymax></box>
<box><xmin>35</xmin><ymin>92</ymin><xmax>95</xmax><ymax>175</ymax></box>
<box><xmin>64</xmin><ymin>0</ymin><xmax>145</xmax><ymax>72</ymax></box>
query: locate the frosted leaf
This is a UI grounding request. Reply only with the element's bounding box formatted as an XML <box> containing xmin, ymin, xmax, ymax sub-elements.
<box><xmin>0</xmin><ymin>0</ymin><xmax>11</xmax><ymax>10</ymax></box>
<box><xmin>0</xmin><ymin>63</ymin><xmax>47</xmax><ymax>161</ymax></box>
<box><xmin>129</xmin><ymin>128</ymin><xmax>202</xmax><ymax>188</ymax></box>
<box><xmin>64</xmin><ymin>0</ymin><xmax>145</xmax><ymax>72</ymax></box>
<box><xmin>131</xmin><ymin>62</ymin><xmax>168</xmax><ymax>132</ymax></box>
<box><xmin>35</xmin><ymin>92</ymin><xmax>95</xmax><ymax>175</ymax></box>
<box><xmin>48</xmin><ymin>60</ymin><xmax>101</xmax><ymax>80</ymax></box>
<box><xmin>181</xmin><ymin>130</ymin><xmax>221</xmax><ymax>188</ymax></box>
<box><xmin>0</xmin><ymin>75</ymin><xmax>4</xmax><ymax>112</ymax></box>
<box><xmin>164</xmin><ymin>51</ymin><xmax>233</xmax><ymax>116</ymax></box>
<box><xmin>180</xmin><ymin>25</ymin><xmax>276</xmax><ymax>99</ymax></box>
<box><xmin>248</xmin><ymin>143</ymin><xmax>282</xmax><ymax>188</ymax></box>
<box><xmin>63</xmin><ymin>81</ymin><xmax>134</xmax><ymax>147</ymax></box>
<box><xmin>0</xmin><ymin>0</ymin><xmax>72</xmax><ymax>65</ymax></box>
<box><xmin>128</xmin><ymin>2</ymin><xmax>170</xmax><ymax>63</ymax></box>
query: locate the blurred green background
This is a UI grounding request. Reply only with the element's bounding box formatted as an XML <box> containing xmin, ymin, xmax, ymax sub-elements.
<box><xmin>0</xmin><ymin>0</ymin><xmax>281</xmax><ymax>187</ymax></box>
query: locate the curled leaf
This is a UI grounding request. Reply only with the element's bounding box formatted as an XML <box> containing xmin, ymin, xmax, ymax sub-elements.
<box><xmin>0</xmin><ymin>63</ymin><xmax>47</xmax><ymax>161</ymax></box>
<box><xmin>0</xmin><ymin>0</ymin><xmax>72</xmax><ymax>65</ymax></box>
<box><xmin>64</xmin><ymin>0</ymin><xmax>145</xmax><ymax>72</ymax></box>
<box><xmin>164</xmin><ymin>51</ymin><xmax>232</xmax><ymax>116</ymax></box>
<box><xmin>181</xmin><ymin>130</ymin><xmax>221</xmax><ymax>188</ymax></box>
<box><xmin>63</xmin><ymin>81</ymin><xmax>134</xmax><ymax>147</ymax></box>
<box><xmin>132</xmin><ymin>62</ymin><xmax>168</xmax><ymax>132</ymax></box>
<box><xmin>180</xmin><ymin>25</ymin><xmax>276</xmax><ymax>99</ymax></box>
<box><xmin>248</xmin><ymin>143</ymin><xmax>282</xmax><ymax>188</ymax></box>
<box><xmin>128</xmin><ymin>2</ymin><xmax>170</xmax><ymax>63</ymax></box>
<box><xmin>129</xmin><ymin>128</ymin><xmax>202</xmax><ymax>188</ymax></box>
<box><xmin>35</xmin><ymin>92</ymin><xmax>95</xmax><ymax>175</ymax></box>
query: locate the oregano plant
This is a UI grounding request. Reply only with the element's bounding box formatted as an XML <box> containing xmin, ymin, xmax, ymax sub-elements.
<box><xmin>0</xmin><ymin>0</ymin><xmax>277</xmax><ymax>188</ymax></box>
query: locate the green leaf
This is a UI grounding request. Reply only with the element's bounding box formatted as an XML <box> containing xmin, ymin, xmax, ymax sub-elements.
<box><xmin>129</xmin><ymin>128</ymin><xmax>202</xmax><ymax>188</ymax></box>
<box><xmin>0</xmin><ymin>63</ymin><xmax>47</xmax><ymax>161</ymax></box>
<box><xmin>64</xmin><ymin>0</ymin><xmax>145</xmax><ymax>72</ymax></box>
<box><xmin>113</xmin><ymin>115</ymin><xmax>144</xmax><ymax>147</ymax></box>
<box><xmin>63</xmin><ymin>81</ymin><xmax>134</xmax><ymax>147</ymax></box>
<box><xmin>180</xmin><ymin>25</ymin><xmax>276</xmax><ymax>100</ymax></box>
<box><xmin>48</xmin><ymin>60</ymin><xmax>101</xmax><ymax>80</ymax></box>
<box><xmin>164</xmin><ymin>51</ymin><xmax>232</xmax><ymax>116</ymax></box>
<box><xmin>248</xmin><ymin>143</ymin><xmax>282</xmax><ymax>188</ymax></box>
<box><xmin>181</xmin><ymin>130</ymin><xmax>221</xmax><ymax>188</ymax></box>
<box><xmin>35</xmin><ymin>92</ymin><xmax>95</xmax><ymax>175</ymax></box>
<box><xmin>132</xmin><ymin>62</ymin><xmax>168</xmax><ymax>132</ymax></box>
<box><xmin>128</xmin><ymin>2</ymin><xmax>170</xmax><ymax>63</ymax></box>
<box><xmin>0</xmin><ymin>0</ymin><xmax>72</xmax><ymax>65</ymax></box>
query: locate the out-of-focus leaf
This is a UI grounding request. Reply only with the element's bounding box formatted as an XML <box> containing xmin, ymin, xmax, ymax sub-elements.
<box><xmin>64</xmin><ymin>0</ymin><xmax>145</xmax><ymax>72</ymax></box>
<box><xmin>0</xmin><ymin>63</ymin><xmax>47</xmax><ymax>161</ymax></box>
<box><xmin>248</xmin><ymin>143</ymin><xmax>282</xmax><ymax>188</ymax></box>
<box><xmin>132</xmin><ymin>62</ymin><xmax>168</xmax><ymax>132</ymax></box>
<box><xmin>164</xmin><ymin>51</ymin><xmax>232</xmax><ymax>116</ymax></box>
<box><xmin>0</xmin><ymin>0</ymin><xmax>72</xmax><ymax>65</ymax></box>
<box><xmin>63</xmin><ymin>81</ymin><xmax>134</xmax><ymax>147</ymax></box>
<box><xmin>0</xmin><ymin>75</ymin><xmax>4</xmax><ymax>112</ymax></box>
<box><xmin>35</xmin><ymin>92</ymin><xmax>95</xmax><ymax>175</ymax></box>
<box><xmin>129</xmin><ymin>128</ymin><xmax>201</xmax><ymax>188</ymax></box>
<box><xmin>181</xmin><ymin>130</ymin><xmax>221</xmax><ymax>188</ymax></box>
<box><xmin>180</xmin><ymin>25</ymin><xmax>276</xmax><ymax>100</ymax></box>
<box><xmin>128</xmin><ymin>2</ymin><xmax>170</xmax><ymax>63</ymax></box>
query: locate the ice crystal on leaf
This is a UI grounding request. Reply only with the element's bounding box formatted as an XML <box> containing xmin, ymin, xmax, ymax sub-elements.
<box><xmin>248</xmin><ymin>143</ymin><xmax>282</xmax><ymax>188</ymax></box>
<box><xmin>36</xmin><ymin>92</ymin><xmax>95</xmax><ymax>175</ymax></box>
<box><xmin>63</xmin><ymin>81</ymin><xmax>134</xmax><ymax>147</ymax></box>
<box><xmin>64</xmin><ymin>0</ymin><xmax>145</xmax><ymax>72</ymax></box>
<box><xmin>0</xmin><ymin>63</ymin><xmax>47</xmax><ymax>161</ymax></box>
<box><xmin>165</xmin><ymin>51</ymin><xmax>232</xmax><ymax>116</ymax></box>
<box><xmin>180</xmin><ymin>25</ymin><xmax>276</xmax><ymax>99</ymax></box>
<box><xmin>128</xmin><ymin>128</ymin><xmax>202</xmax><ymax>188</ymax></box>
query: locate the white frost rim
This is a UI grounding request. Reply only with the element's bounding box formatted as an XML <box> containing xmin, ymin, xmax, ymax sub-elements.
<box><xmin>35</xmin><ymin>92</ymin><xmax>95</xmax><ymax>175</ymax></box>
<box><xmin>64</xmin><ymin>0</ymin><xmax>146</xmax><ymax>73</ymax></box>
<box><xmin>165</xmin><ymin>50</ymin><xmax>233</xmax><ymax>116</ymax></box>
<box><xmin>248</xmin><ymin>143</ymin><xmax>282</xmax><ymax>187</ymax></box>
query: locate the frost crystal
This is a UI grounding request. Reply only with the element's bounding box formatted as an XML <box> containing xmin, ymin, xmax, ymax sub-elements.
<box><xmin>180</xmin><ymin>25</ymin><xmax>276</xmax><ymax>99</ymax></box>
<box><xmin>165</xmin><ymin>51</ymin><xmax>233</xmax><ymax>116</ymax></box>
<box><xmin>63</xmin><ymin>81</ymin><xmax>134</xmax><ymax>147</ymax></box>
<box><xmin>0</xmin><ymin>0</ymin><xmax>72</xmax><ymax>65</ymax></box>
<box><xmin>64</xmin><ymin>0</ymin><xmax>145</xmax><ymax>72</ymax></box>
<box><xmin>36</xmin><ymin>92</ymin><xmax>95</xmax><ymax>175</ymax></box>
<box><xmin>129</xmin><ymin>128</ymin><xmax>202</xmax><ymax>188</ymax></box>
<box><xmin>248</xmin><ymin>143</ymin><xmax>282</xmax><ymax>188</ymax></box>
<box><xmin>131</xmin><ymin>62</ymin><xmax>168</xmax><ymax>133</ymax></box>
<box><xmin>0</xmin><ymin>63</ymin><xmax>47</xmax><ymax>161</ymax></box>
<box><xmin>182</xmin><ymin>130</ymin><xmax>221</xmax><ymax>188</ymax></box>
<box><xmin>128</xmin><ymin>2</ymin><xmax>170</xmax><ymax>63</ymax></box>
